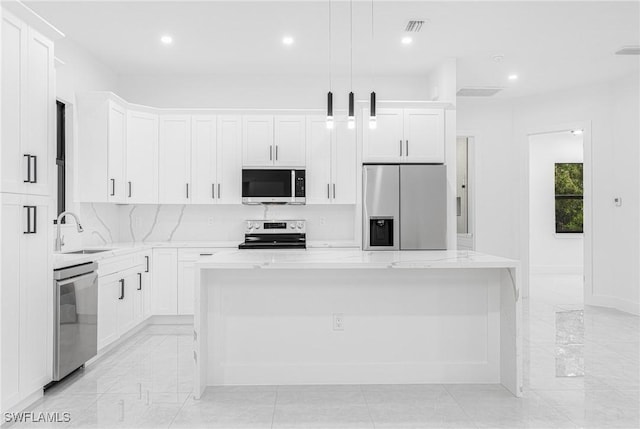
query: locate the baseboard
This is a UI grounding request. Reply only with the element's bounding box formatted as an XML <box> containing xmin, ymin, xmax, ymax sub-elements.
<box><xmin>530</xmin><ymin>265</ymin><xmax>583</xmax><ymax>275</ymax></box>
<box><xmin>92</xmin><ymin>315</ymin><xmax>193</xmax><ymax>363</ymax></box>
<box><xmin>0</xmin><ymin>389</ymin><xmax>44</xmax><ymax>426</ymax></box>
<box><xmin>588</xmin><ymin>294</ymin><xmax>640</xmax><ymax>316</ymax></box>
<box><xmin>148</xmin><ymin>315</ymin><xmax>193</xmax><ymax>325</ymax></box>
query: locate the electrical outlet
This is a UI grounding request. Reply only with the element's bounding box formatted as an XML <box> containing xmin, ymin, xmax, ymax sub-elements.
<box><xmin>333</xmin><ymin>313</ymin><xmax>344</xmax><ymax>331</ymax></box>
<box><xmin>207</xmin><ymin>217</ymin><xmax>215</xmax><ymax>225</ymax></box>
<box><xmin>320</xmin><ymin>217</ymin><xmax>326</xmax><ymax>225</ymax></box>
<box><xmin>614</xmin><ymin>197</ymin><xmax>623</xmax><ymax>207</ymax></box>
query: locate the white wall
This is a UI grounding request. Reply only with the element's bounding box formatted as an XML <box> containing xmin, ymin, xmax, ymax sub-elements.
<box><xmin>529</xmin><ymin>132</ymin><xmax>583</xmax><ymax>274</ymax></box>
<box><xmin>54</xmin><ymin>38</ymin><xmax>121</xmax><ymax>249</ymax></box>
<box><xmin>458</xmin><ymin>72</ymin><xmax>640</xmax><ymax>315</ymax></box>
<box><xmin>116</xmin><ymin>74</ymin><xmax>432</xmax><ymax>109</ymax></box>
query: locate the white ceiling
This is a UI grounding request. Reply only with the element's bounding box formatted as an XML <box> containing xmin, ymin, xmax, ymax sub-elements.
<box><xmin>25</xmin><ymin>0</ymin><xmax>640</xmax><ymax>98</ymax></box>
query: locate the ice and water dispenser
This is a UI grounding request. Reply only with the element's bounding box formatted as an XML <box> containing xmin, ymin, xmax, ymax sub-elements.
<box><xmin>369</xmin><ymin>217</ymin><xmax>394</xmax><ymax>247</ymax></box>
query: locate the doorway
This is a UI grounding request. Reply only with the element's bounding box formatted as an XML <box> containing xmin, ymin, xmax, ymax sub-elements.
<box><xmin>528</xmin><ymin>130</ymin><xmax>584</xmax><ymax>305</ymax></box>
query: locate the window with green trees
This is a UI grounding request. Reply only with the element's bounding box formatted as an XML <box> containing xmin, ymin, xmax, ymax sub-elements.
<box><xmin>555</xmin><ymin>163</ymin><xmax>583</xmax><ymax>233</ymax></box>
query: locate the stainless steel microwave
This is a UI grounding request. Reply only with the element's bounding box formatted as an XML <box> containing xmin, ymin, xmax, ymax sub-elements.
<box><xmin>242</xmin><ymin>169</ymin><xmax>306</xmax><ymax>204</ymax></box>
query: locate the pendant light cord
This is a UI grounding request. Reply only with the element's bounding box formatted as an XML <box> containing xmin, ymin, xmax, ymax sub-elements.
<box><xmin>350</xmin><ymin>0</ymin><xmax>353</xmax><ymax>91</ymax></box>
<box><xmin>328</xmin><ymin>0</ymin><xmax>332</xmax><ymax>90</ymax></box>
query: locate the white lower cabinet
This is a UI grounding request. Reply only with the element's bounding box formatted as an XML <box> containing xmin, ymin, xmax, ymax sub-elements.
<box><xmin>177</xmin><ymin>262</ymin><xmax>195</xmax><ymax>315</ymax></box>
<box><xmin>1</xmin><ymin>193</ymin><xmax>52</xmax><ymax>412</ymax></box>
<box><xmin>152</xmin><ymin>248</ymin><xmax>178</xmax><ymax>315</ymax></box>
<box><xmin>96</xmin><ymin>252</ymin><xmax>148</xmax><ymax>351</ymax></box>
<box><xmin>177</xmin><ymin>248</ymin><xmax>214</xmax><ymax>315</ymax></box>
<box><xmin>141</xmin><ymin>251</ymin><xmax>153</xmax><ymax>320</ymax></box>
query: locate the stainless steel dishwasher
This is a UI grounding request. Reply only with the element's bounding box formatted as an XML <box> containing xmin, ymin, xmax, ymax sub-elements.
<box><xmin>53</xmin><ymin>262</ymin><xmax>98</xmax><ymax>381</ymax></box>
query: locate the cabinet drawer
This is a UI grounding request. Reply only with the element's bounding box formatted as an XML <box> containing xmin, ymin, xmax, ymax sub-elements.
<box><xmin>98</xmin><ymin>253</ymin><xmax>144</xmax><ymax>277</ymax></box>
<box><xmin>178</xmin><ymin>248</ymin><xmax>216</xmax><ymax>261</ymax></box>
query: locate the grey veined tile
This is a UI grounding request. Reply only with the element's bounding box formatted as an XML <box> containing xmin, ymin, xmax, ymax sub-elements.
<box><xmin>67</xmin><ymin>393</ymin><xmax>188</xmax><ymax>428</ymax></box>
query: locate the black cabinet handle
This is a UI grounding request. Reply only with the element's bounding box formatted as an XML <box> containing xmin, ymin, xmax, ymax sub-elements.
<box><xmin>145</xmin><ymin>256</ymin><xmax>149</xmax><ymax>273</ymax></box>
<box><xmin>119</xmin><ymin>279</ymin><xmax>124</xmax><ymax>300</ymax></box>
<box><xmin>31</xmin><ymin>206</ymin><xmax>37</xmax><ymax>233</ymax></box>
<box><xmin>218</xmin><ymin>184</ymin><xmax>221</xmax><ymax>199</ymax></box>
<box><xmin>212</xmin><ymin>183</ymin><xmax>215</xmax><ymax>199</ymax></box>
<box><xmin>23</xmin><ymin>154</ymin><xmax>31</xmax><ymax>183</ymax></box>
<box><xmin>23</xmin><ymin>206</ymin><xmax>31</xmax><ymax>234</ymax></box>
<box><xmin>269</xmin><ymin>146</ymin><xmax>273</xmax><ymax>161</ymax></box>
<box><xmin>199</xmin><ymin>253</ymin><xmax>213</xmax><ymax>256</ymax></box>
<box><xmin>23</xmin><ymin>206</ymin><xmax>36</xmax><ymax>234</ymax></box>
<box><xmin>30</xmin><ymin>155</ymin><xmax>37</xmax><ymax>183</ymax></box>
<box><xmin>186</xmin><ymin>183</ymin><xmax>189</xmax><ymax>199</ymax></box>
<box><xmin>128</xmin><ymin>181</ymin><xmax>132</xmax><ymax>198</ymax></box>
<box><xmin>110</xmin><ymin>179</ymin><xmax>115</xmax><ymax>196</ymax></box>
<box><xmin>333</xmin><ymin>183</ymin><xmax>336</xmax><ymax>199</ymax></box>
<box><xmin>327</xmin><ymin>184</ymin><xmax>330</xmax><ymax>199</ymax></box>
<box><xmin>137</xmin><ymin>273</ymin><xmax>142</xmax><ymax>291</ymax></box>
<box><xmin>399</xmin><ymin>140</ymin><xmax>403</xmax><ymax>156</ymax></box>
<box><xmin>406</xmin><ymin>140</ymin><xmax>409</xmax><ymax>157</ymax></box>
<box><xmin>275</xmin><ymin>145</ymin><xmax>279</xmax><ymax>161</ymax></box>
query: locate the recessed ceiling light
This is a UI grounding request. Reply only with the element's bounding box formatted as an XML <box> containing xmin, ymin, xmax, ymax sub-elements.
<box><xmin>282</xmin><ymin>36</ymin><xmax>294</xmax><ymax>46</ymax></box>
<box><xmin>571</xmin><ymin>129</ymin><xmax>584</xmax><ymax>135</ymax></box>
<box><xmin>160</xmin><ymin>35</ymin><xmax>173</xmax><ymax>45</ymax></box>
<box><xmin>508</xmin><ymin>74</ymin><xmax>518</xmax><ymax>81</ymax></box>
<box><xmin>401</xmin><ymin>36</ymin><xmax>413</xmax><ymax>45</ymax></box>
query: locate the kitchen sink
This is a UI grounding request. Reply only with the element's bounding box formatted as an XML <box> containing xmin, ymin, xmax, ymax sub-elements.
<box><xmin>64</xmin><ymin>249</ymin><xmax>113</xmax><ymax>255</ymax></box>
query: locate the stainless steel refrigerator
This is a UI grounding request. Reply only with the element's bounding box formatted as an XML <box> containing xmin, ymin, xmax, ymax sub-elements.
<box><xmin>363</xmin><ymin>164</ymin><xmax>447</xmax><ymax>250</ymax></box>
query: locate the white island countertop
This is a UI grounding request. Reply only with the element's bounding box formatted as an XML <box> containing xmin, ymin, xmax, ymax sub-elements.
<box><xmin>194</xmin><ymin>248</ymin><xmax>522</xmax><ymax>397</ymax></box>
<box><xmin>195</xmin><ymin>249</ymin><xmax>520</xmax><ymax>270</ymax></box>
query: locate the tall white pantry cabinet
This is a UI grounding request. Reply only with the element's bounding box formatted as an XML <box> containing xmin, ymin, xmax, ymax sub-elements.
<box><xmin>1</xmin><ymin>9</ymin><xmax>56</xmax><ymax>413</ymax></box>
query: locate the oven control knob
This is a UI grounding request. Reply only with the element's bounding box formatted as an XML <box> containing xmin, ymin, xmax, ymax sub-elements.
<box><xmin>289</xmin><ymin>224</ymin><xmax>295</xmax><ymax>229</ymax></box>
<box><xmin>296</xmin><ymin>222</ymin><xmax>303</xmax><ymax>229</ymax></box>
<box><xmin>254</xmin><ymin>223</ymin><xmax>261</xmax><ymax>229</ymax></box>
<box><xmin>246</xmin><ymin>221</ymin><xmax>253</xmax><ymax>231</ymax></box>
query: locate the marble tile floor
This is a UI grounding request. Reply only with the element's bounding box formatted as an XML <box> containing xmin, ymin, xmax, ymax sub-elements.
<box><xmin>10</xmin><ymin>274</ymin><xmax>640</xmax><ymax>429</ymax></box>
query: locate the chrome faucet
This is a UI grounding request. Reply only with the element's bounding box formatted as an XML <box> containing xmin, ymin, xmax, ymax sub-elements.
<box><xmin>55</xmin><ymin>211</ymin><xmax>84</xmax><ymax>252</ymax></box>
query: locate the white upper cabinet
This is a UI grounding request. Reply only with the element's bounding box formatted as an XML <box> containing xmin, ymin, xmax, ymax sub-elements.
<box><xmin>242</xmin><ymin>116</ymin><xmax>274</xmax><ymax>166</ymax></box>
<box><xmin>403</xmin><ymin>109</ymin><xmax>445</xmax><ymax>163</ymax></box>
<box><xmin>191</xmin><ymin>115</ymin><xmax>217</xmax><ymax>204</ymax></box>
<box><xmin>331</xmin><ymin>119</ymin><xmax>357</xmax><ymax>204</ymax></box>
<box><xmin>274</xmin><ymin>116</ymin><xmax>306</xmax><ymax>167</ymax></box>
<box><xmin>216</xmin><ymin>116</ymin><xmax>242</xmax><ymax>204</ymax></box>
<box><xmin>363</xmin><ymin>108</ymin><xmax>445</xmax><ymax>164</ymax></box>
<box><xmin>363</xmin><ymin>109</ymin><xmax>404</xmax><ymax>162</ymax></box>
<box><xmin>242</xmin><ymin>115</ymin><xmax>305</xmax><ymax>167</ymax></box>
<box><xmin>107</xmin><ymin>102</ymin><xmax>127</xmax><ymax>203</ymax></box>
<box><xmin>306</xmin><ymin>116</ymin><xmax>357</xmax><ymax>204</ymax></box>
<box><xmin>77</xmin><ymin>95</ymin><xmax>127</xmax><ymax>203</ymax></box>
<box><xmin>306</xmin><ymin>117</ymin><xmax>332</xmax><ymax>204</ymax></box>
<box><xmin>1</xmin><ymin>11</ymin><xmax>54</xmax><ymax>196</ymax></box>
<box><xmin>159</xmin><ymin>115</ymin><xmax>192</xmax><ymax>204</ymax></box>
<box><xmin>126</xmin><ymin>111</ymin><xmax>158</xmax><ymax>204</ymax></box>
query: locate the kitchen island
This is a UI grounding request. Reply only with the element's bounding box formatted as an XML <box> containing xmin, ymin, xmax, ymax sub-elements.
<box><xmin>193</xmin><ymin>250</ymin><xmax>522</xmax><ymax>397</ymax></box>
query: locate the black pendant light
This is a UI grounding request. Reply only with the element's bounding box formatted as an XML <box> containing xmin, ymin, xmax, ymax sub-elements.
<box><xmin>369</xmin><ymin>91</ymin><xmax>376</xmax><ymax>129</ymax></box>
<box><xmin>327</xmin><ymin>91</ymin><xmax>334</xmax><ymax>129</ymax></box>
<box><xmin>369</xmin><ymin>0</ymin><xmax>377</xmax><ymax>129</ymax></box>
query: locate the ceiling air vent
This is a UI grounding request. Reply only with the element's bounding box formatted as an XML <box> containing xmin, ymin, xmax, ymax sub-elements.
<box><xmin>615</xmin><ymin>46</ymin><xmax>640</xmax><ymax>55</ymax></box>
<box><xmin>456</xmin><ymin>87</ymin><xmax>504</xmax><ymax>97</ymax></box>
<box><xmin>405</xmin><ymin>20</ymin><xmax>425</xmax><ymax>32</ymax></box>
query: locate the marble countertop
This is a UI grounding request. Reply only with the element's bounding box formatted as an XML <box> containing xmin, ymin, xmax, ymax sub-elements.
<box><xmin>52</xmin><ymin>241</ymin><xmax>360</xmax><ymax>269</ymax></box>
<box><xmin>195</xmin><ymin>249</ymin><xmax>520</xmax><ymax>270</ymax></box>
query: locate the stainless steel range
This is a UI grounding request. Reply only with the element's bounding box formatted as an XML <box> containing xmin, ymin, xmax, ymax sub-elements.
<box><xmin>238</xmin><ymin>220</ymin><xmax>306</xmax><ymax>249</ymax></box>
